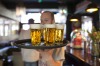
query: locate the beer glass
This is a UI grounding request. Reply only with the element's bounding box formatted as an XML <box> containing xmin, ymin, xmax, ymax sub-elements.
<box><xmin>44</xmin><ymin>24</ymin><xmax>56</xmax><ymax>46</ymax></box>
<box><xmin>41</xmin><ymin>24</ymin><xmax>45</xmax><ymax>42</ymax></box>
<box><xmin>30</xmin><ymin>24</ymin><xmax>41</xmax><ymax>46</ymax></box>
<box><xmin>55</xmin><ymin>24</ymin><xmax>64</xmax><ymax>44</ymax></box>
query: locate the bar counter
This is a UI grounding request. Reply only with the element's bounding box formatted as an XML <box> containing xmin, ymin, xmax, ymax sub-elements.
<box><xmin>65</xmin><ymin>46</ymin><xmax>100</xmax><ymax>66</ymax></box>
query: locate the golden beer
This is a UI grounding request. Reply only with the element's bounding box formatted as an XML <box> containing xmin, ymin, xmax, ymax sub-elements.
<box><xmin>41</xmin><ymin>25</ymin><xmax>45</xmax><ymax>41</ymax></box>
<box><xmin>30</xmin><ymin>24</ymin><xmax>41</xmax><ymax>46</ymax></box>
<box><xmin>42</xmin><ymin>28</ymin><xmax>46</xmax><ymax>41</ymax></box>
<box><xmin>55</xmin><ymin>24</ymin><xmax>64</xmax><ymax>44</ymax></box>
<box><xmin>44</xmin><ymin>24</ymin><xmax>56</xmax><ymax>46</ymax></box>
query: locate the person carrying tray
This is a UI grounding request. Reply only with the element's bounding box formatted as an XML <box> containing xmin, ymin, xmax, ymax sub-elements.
<box><xmin>38</xmin><ymin>11</ymin><xmax>65</xmax><ymax>66</ymax></box>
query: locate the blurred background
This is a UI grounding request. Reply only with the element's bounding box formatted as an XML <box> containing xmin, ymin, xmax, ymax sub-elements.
<box><xmin>0</xmin><ymin>0</ymin><xmax>100</xmax><ymax>66</ymax></box>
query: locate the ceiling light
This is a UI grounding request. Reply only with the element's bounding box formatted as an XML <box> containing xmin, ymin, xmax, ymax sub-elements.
<box><xmin>70</xmin><ymin>18</ymin><xmax>79</xmax><ymax>22</ymax></box>
<box><xmin>86</xmin><ymin>3</ymin><xmax>98</xmax><ymax>13</ymax></box>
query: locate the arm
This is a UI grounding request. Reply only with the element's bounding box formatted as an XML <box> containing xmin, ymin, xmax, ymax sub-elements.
<box><xmin>39</xmin><ymin>48</ymin><xmax>65</xmax><ymax>66</ymax></box>
<box><xmin>47</xmin><ymin>60</ymin><xmax>62</xmax><ymax>66</ymax></box>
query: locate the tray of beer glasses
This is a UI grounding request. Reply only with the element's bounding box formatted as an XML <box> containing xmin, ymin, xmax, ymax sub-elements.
<box><xmin>11</xmin><ymin>39</ymin><xmax>68</xmax><ymax>49</ymax></box>
<box><xmin>12</xmin><ymin>24</ymin><xmax>67</xmax><ymax>49</ymax></box>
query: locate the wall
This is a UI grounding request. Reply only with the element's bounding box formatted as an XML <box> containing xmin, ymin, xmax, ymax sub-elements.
<box><xmin>0</xmin><ymin>3</ymin><xmax>20</xmax><ymax>22</ymax></box>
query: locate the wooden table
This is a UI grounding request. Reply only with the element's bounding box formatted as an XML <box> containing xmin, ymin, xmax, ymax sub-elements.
<box><xmin>65</xmin><ymin>46</ymin><xmax>100</xmax><ymax>66</ymax></box>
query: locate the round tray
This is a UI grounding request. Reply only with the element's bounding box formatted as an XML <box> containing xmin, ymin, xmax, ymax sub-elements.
<box><xmin>14</xmin><ymin>43</ymin><xmax>67</xmax><ymax>49</ymax></box>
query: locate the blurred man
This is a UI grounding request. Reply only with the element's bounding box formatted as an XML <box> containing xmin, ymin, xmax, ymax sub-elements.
<box><xmin>38</xmin><ymin>11</ymin><xmax>65</xmax><ymax>66</ymax></box>
<box><xmin>19</xmin><ymin>18</ymin><xmax>39</xmax><ymax>66</ymax></box>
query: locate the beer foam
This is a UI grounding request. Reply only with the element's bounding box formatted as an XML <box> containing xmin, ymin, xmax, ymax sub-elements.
<box><xmin>56</xmin><ymin>24</ymin><xmax>64</xmax><ymax>29</ymax></box>
<box><xmin>30</xmin><ymin>24</ymin><xmax>41</xmax><ymax>29</ymax></box>
<box><xmin>41</xmin><ymin>24</ymin><xmax>45</xmax><ymax>29</ymax></box>
<box><xmin>44</xmin><ymin>24</ymin><xmax>55</xmax><ymax>28</ymax></box>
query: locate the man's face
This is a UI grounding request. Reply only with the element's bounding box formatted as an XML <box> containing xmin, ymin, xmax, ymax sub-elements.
<box><xmin>41</xmin><ymin>12</ymin><xmax>53</xmax><ymax>24</ymax></box>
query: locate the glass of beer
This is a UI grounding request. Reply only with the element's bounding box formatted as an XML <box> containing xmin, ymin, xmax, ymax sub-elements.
<box><xmin>30</xmin><ymin>24</ymin><xmax>41</xmax><ymax>46</ymax></box>
<box><xmin>55</xmin><ymin>24</ymin><xmax>64</xmax><ymax>44</ymax></box>
<box><xmin>44</xmin><ymin>24</ymin><xmax>56</xmax><ymax>46</ymax></box>
<box><xmin>41</xmin><ymin>24</ymin><xmax>45</xmax><ymax>42</ymax></box>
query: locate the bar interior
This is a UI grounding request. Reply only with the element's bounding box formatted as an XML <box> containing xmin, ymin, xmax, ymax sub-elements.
<box><xmin>0</xmin><ymin>0</ymin><xmax>99</xmax><ymax>66</ymax></box>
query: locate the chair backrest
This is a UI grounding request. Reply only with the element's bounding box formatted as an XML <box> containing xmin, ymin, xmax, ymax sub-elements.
<box><xmin>0</xmin><ymin>60</ymin><xmax>3</xmax><ymax>66</ymax></box>
<box><xmin>12</xmin><ymin>52</ymin><xmax>24</xmax><ymax>66</ymax></box>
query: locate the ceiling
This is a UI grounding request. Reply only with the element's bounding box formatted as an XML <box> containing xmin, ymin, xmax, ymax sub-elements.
<box><xmin>0</xmin><ymin>0</ymin><xmax>86</xmax><ymax>14</ymax></box>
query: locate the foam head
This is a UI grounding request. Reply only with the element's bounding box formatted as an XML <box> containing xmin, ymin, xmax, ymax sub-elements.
<box><xmin>30</xmin><ymin>24</ymin><xmax>41</xmax><ymax>29</ymax></box>
<box><xmin>56</xmin><ymin>24</ymin><xmax>64</xmax><ymax>29</ymax></box>
<box><xmin>44</xmin><ymin>24</ymin><xmax>55</xmax><ymax>28</ymax></box>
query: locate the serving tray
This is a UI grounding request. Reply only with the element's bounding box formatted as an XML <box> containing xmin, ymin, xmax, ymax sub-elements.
<box><xmin>13</xmin><ymin>43</ymin><xmax>67</xmax><ymax>49</ymax></box>
<box><xmin>11</xmin><ymin>39</ymin><xmax>67</xmax><ymax>49</ymax></box>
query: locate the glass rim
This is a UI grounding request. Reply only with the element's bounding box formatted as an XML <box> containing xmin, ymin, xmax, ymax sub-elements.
<box><xmin>30</xmin><ymin>24</ymin><xmax>41</xmax><ymax>29</ymax></box>
<box><xmin>56</xmin><ymin>24</ymin><xmax>64</xmax><ymax>29</ymax></box>
<box><xmin>44</xmin><ymin>24</ymin><xmax>56</xmax><ymax>28</ymax></box>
